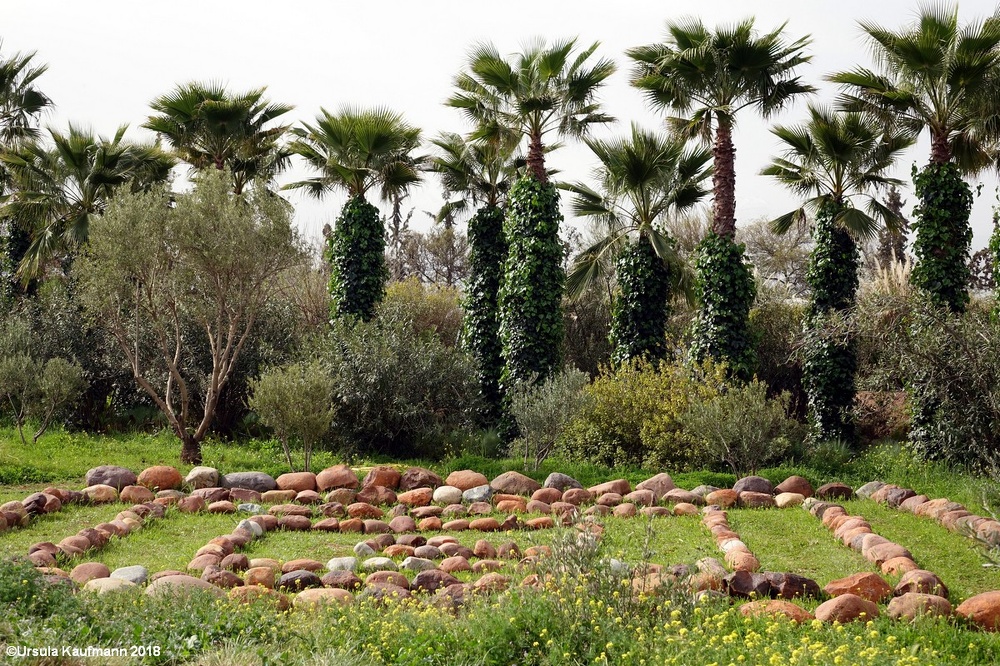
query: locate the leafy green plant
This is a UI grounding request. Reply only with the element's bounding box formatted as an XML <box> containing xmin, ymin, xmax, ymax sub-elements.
<box><xmin>249</xmin><ymin>360</ymin><xmax>335</xmax><ymax>472</ymax></box>
<box><xmin>609</xmin><ymin>239</ymin><xmax>675</xmax><ymax>364</ymax></box>
<box><xmin>508</xmin><ymin>368</ymin><xmax>591</xmax><ymax>470</ymax></box>
<box><xmin>326</xmin><ymin>195</ymin><xmax>388</xmax><ymax>321</ymax></box>
<box><xmin>681</xmin><ymin>379</ymin><xmax>796</xmax><ymax>474</ymax></box>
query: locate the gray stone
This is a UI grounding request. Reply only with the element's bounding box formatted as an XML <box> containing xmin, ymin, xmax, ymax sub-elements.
<box><xmin>361</xmin><ymin>557</ymin><xmax>398</xmax><ymax>572</ymax></box>
<box><xmin>221</xmin><ymin>472</ymin><xmax>277</xmax><ymax>494</ymax></box>
<box><xmin>543</xmin><ymin>472</ymin><xmax>583</xmax><ymax>491</ymax></box>
<box><xmin>277</xmin><ymin>570</ymin><xmax>322</xmax><ymax>591</ymax></box>
<box><xmin>607</xmin><ymin>558</ymin><xmax>630</xmax><ymax>574</ymax></box>
<box><xmin>85</xmin><ymin>465</ymin><xmax>137</xmax><ymax>491</ymax></box>
<box><xmin>690</xmin><ymin>485</ymin><xmax>719</xmax><ymax>498</ymax></box>
<box><xmin>855</xmin><ymin>481</ymin><xmax>885</xmax><ymax>499</ymax></box>
<box><xmin>236</xmin><ymin>519</ymin><xmax>263</xmax><ymax>538</ymax></box>
<box><xmin>463</xmin><ymin>484</ymin><xmax>492</xmax><ymax>503</ymax></box>
<box><xmin>326</xmin><ymin>557</ymin><xmax>358</xmax><ymax>571</ymax></box>
<box><xmin>353</xmin><ymin>542</ymin><xmax>376</xmax><ymax>557</ymax></box>
<box><xmin>185</xmin><ymin>466</ymin><xmax>220</xmax><ymax>489</ymax></box>
<box><xmin>110</xmin><ymin>565</ymin><xmax>148</xmax><ymax>585</ymax></box>
<box><xmin>237</xmin><ymin>503</ymin><xmax>262</xmax><ymax>514</ymax></box>
<box><xmin>732</xmin><ymin>476</ymin><xmax>773</xmax><ymax>495</ymax></box>
<box><xmin>400</xmin><ymin>556</ymin><xmax>437</xmax><ymax>572</ymax></box>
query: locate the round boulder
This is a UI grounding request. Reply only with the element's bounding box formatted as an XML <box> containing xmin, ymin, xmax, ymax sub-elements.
<box><xmin>222</xmin><ymin>472</ymin><xmax>277</xmax><ymax>494</ymax></box>
<box><xmin>137</xmin><ymin>466</ymin><xmax>183</xmax><ymax>491</ymax></box>
<box><xmin>85</xmin><ymin>465</ymin><xmax>137</xmax><ymax>491</ymax></box>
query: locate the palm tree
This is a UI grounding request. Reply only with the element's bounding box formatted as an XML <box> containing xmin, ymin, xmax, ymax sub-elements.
<box><xmin>285</xmin><ymin>107</ymin><xmax>423</xmax><ymax>321</ymax></box>
<box><xmin>448</xmin><ymin>38</ymin><xmax>615</xmax><ymax>395</ymax></box>
<box><xmin>830</xmin><ymin>5</ymin><xmax>1000</xmax><ymax>311</ymax></box>
<box><xmin>629</xmin><ymin>18</ymin><xmax>813</xmax><ymax>377</ymax></box>
<box><xmin>144</xmin><ymin>82</ymin><xmax>293</xmax><ymax>194</ymax></box>
<box><xmin>763</xmin><ymin>105</ymin><xmax>913</xmax><ymax>442</ymax></box>
<box><xmin>0</xmin><ymin>124</ymin><xmax>175</xmax><ymax>281</ymax></box>
<box><xmin>430</xmin><ymin>131</ymin><xmax>517</xmax><ymax>427</ymax></box>
<box><xmin>564</xmin><ymin>124</ymin><xmax>712</xmax><ymax>363</ymax></box>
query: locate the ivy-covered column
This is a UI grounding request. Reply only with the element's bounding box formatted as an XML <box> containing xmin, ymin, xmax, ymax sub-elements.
<box><xmin>610</xmin><ymin>237</ymin><xmax>673</xmax><ymax>364</ymax></box>
<box><xmin>327</xmin><ymin>195</ymin><xmax>388</xmax><ymax>321</ymax></box>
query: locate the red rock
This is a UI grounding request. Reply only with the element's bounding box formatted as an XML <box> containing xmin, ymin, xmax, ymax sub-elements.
<box><xmin>362</xmin><ymin>466</ymin><xmax>402</xmax><ymax>489</ymax></box>
<box><xmin>740</xmin><ymin>599</ymin><xmax>814</xmax><ymax>623</ymax></box>
<box><xmin>815</xmin><ymin>482</ymin><xmax>853</xmax><ymax>500</ymax></box>
<box><xmin>864</xmin><ymin>542</ymin><xmax>912</xmax><ymax>566</ymax></box>
<box><xmin>596</xmin><ymin>492</ymin><xmax>622</xmax><ymax>506</ymax></box>
<box><xmin>956</xmin><ymin>591</ymin><xmax>1000</xmax><ymax>631</ymax></box>
<box><xmin>725</xmin><ymin>551</ymin><xmax>760</xmax><ymax>572</ymax></box>
<box><xmin>526</xmin><ymin>500</ymin><xmax>551</xmax><ymax>513</ymax></box>
<box><xmin>531</xmin><ymin>487</ymin><xmax>563</xmax><ymax>504</ymax></box>
<box><xmin>262</xmin><ymin>489</ymin><xmax>297</xmax><ymax>503</ymax></box>
<box><xmin>526</xmin><ymin>516</ymin><xmax>555</xmax><ymax>529</ymax></box>
<box><xmin>445</xmin><ymin>470</ymin><xmax>488</xmax><ymax>491</ymax></box>
<box><xmin>70</xmin><ymin>562</ymin><xmax>110</xmax><ymax>584</ymax></box>
<box><xmin>274</xmin><ymin>472</ymin><xmax>316</xmax><ymax>492</ymax></box>
<box><xmin>346</xmin><ymin>502</ymin><xmax>383</xmax><ymax>519</ymax></box>
<box><xmin>705</xmin><ymin>489</ymin><xmax>738</xmax><ymax>507</ymax></box>
<box><xmin>588</xmin><ymin>479</ymin><xmax>630</xmax><ymax>496</ymax></box>
<box><xmin>442</xmin><ymin>519</ymin><xmax>469</xmax><ymax>531</ymax></box>
<box><xmin>137</xmin><ymin>466</ymin><xmax>183</xmax><ymax>491</ymax></box>
<box><xmin>439</xmin><ymin>556</ymin><xmax>471</xmax><ymax>574</ymax></box>
<box><xmin>356</xmin><ymin>485</ymin><xmax>397</xmax><ymax>506</ymax></box>
<box><xmin>636</xmin><ymin>472</ymin><xmax>676</xmax><ymax>499</ymax></box>
<box><xmin>496</xmin><ymin>499</ymin><xmax>526</xmax><ymax>513</ymax></box>
<box><xmin>397</xmin><ymin>488</ymin><xmax>433</xmax><ymax>507</ymax></box>
<box><xmin>244</xmin><ymin>567</ymin><xmax>275</xmax><ymax>588</ymax></box>
<box><xmin>673</xmin><ymin>503</ymin><xmax>699</xmax><ymax>516</ymax></box>
<box><xmin>613</xmin><ymin>503</ymin><xmax>638</xmax><ymax>517</ymax></box>
<box><xmin>316</xmin><ymin>465</ymin><xmax>359</xmax><ymax>492</ymax></box>
<box><xmin>249</xmin><ymin>514</ymin><xmax>278</xmax><ymax>532</ymax></box>
<box><xmin>561</xmin><ymin>488</ymin><xmax>593</xmax><ymax>505</ymax></box>
<box><xmin>473</xmin><ymin>572</ymin><xmax>511</xmax><ymax>593</ymax></box>
<box><xmin>774</xmin><ymin>475</ymin><xmax>813</xmax><ymax>498</ymax></box>
<box><xmin>229</xmin><ymin>488</ymin><xmax>262</xmax><ymax>503</ymax></box>
<box><xmin>208</xmin><ymin>500</ymin><xmax>236</xmax><ymax>514</ymax></box>
<box><xmin>824</xmin><ymin>572</ymin><xmax>892</xmax><ymax>603</ymax></box>
<box><xmin>418</xmin><ymin>517</ymin><xmax>442</xmax><ymax>531</ymax></box>
<box><xmin>663</xmin><ymin>488</ymin><xmax>704</xmax><ymax>505</ymax></box>
<box><xmin>815</xmin><ymin>593</ymin><xmax>879</xmax><ymax>623</ymax></box>
<box><xmin>739</xmin><ymin>491</ymin><xmax>776</xmax><ymax>509</ymax></box>
<box><xmin>491</xmin><ymin>471</ymin><xmax>541</xmax><ymax>496</ymax></box>
<box><xmin>470</xmin><ymin>517</ymin><xmax>501</xmax><ymax>532</ymax></box>
<box><xmin>120</xmin><ymin>485</ymin><xmax>155</xmax><ymax>503</ymax></box>
<box><xmin>888</xmin><ymin>593</ymin><xmax>952</xmax><ymax>621</ymax></box>
<box><xmin>278</xmin><ymin>515</ymin><xmax>312</xmax><ymax>531</ymax></box>
<box><xmin>881</xmin><ymin>557</ymin><xmax>919</xmax><ymax>575</ymax></box>
<box><xmin>281</xmin><ymin>559</ymin><xmax>323</xmax><ymax>574</ymax></box>
<box><xmin>270</xmin><ymin>503</ymin><xmax>312</xmax><ymax>517</ymax></box>
<box><xmin>295</xmin><ymin>490</ymin><xmax>321</xmax><ymax>505</ymax></box>
<box><xmin>177</xmin><ymin>496</ymin><xmax>206</xmax><ymax>513</ymax></box>
<box><xmin>899</xmin><ymin>495</ymin><xmax>930</xmax><ymax>512</ymax></box>
<box><xmin>398</xmin><ymin>467</ymin><xmax>442</xmax><ymax>491</ymax></box>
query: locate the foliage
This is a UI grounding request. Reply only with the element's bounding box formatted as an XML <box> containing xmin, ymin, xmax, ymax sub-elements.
<box><xmin>249</xmin><ymin>360</ymin><xmax>334</xmax><ymax>472</ymax></box>
<box><xmin>910</xmin><ymin>162</ymin><xmax>974</xmax><ymax>313</ymax></box>
<box><xmin>609</xmin><ymin>239</ymin><xmax>674</xmax><ymax>363</ymax></box>
<box><xmin>738</xmin><ymin>216</ymin><xmax>812</xmax><ymax>299</ymax></box>
<box><xmin>559</xmin><ymin>357</ymin><xmax>728</xmax><ymax>468</ymax></box>
<box><xmin>327</xmin><ymin>195</ymin><xmax>388</xmax><ymax>321</ymax></box>
<box><xmin>508</xmin><ymin>368</ymin><xmax>591</xmax><ymax>470</ymax></box>
<box><xmin>318</xmin><ymin>312</ymin><xmax>480</xmax><ymax>459</ymax></box>
<box><xmin>143</xmin><ymin>81</ymin><xmax>293</xmax><ymax>194</ymax></box>
<box><xmin>464</xmin><ymin>205</ymin><xmax>507</xmax><ymax>426</ymax></box>
<box><xmin>382</xmin><ymin>278</ymin><xmax>464</xmax><ymax>346</ymax></box>
<box><xmin>689</xmin><ymin>232</ymin><xmax>756</xmax><ymax>379</ymax></box>
<box><xmin>749</xmin><ymin>300</ymin><xmax>806</xmax><ymax>419</ymax></box>
<box><xmin>562</xmin><ymin>286</ymin><xmax>613</xmax><ymax>378</ymax></box>
<box><xmin>681</xmin><ymin>379</ymin><xmax>796</xmax><ymax>474</ymax></box>
<box><xmin>75</xmin><ymin>169</ymin><xmax>304</xmax><ymax>463</ymax></box>
<box><xmin>993</xmin><ymin>213</ymin><xmax>1000</xmax><ymax>321</ymax></box>
<box><xmin>499</xmin><ymin>177</ymin><xmax>565</xmax><ymax>394</ymax></box>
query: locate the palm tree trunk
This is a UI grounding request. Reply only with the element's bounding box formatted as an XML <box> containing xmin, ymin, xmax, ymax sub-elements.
<box><xmin>527</xmin><ymin>131</ymin><xmax>547</xmax><ymax>184</ymax></box>
<box><xmin>180</xmin><ymin>431</ymin><xmax>202</xmax><ymax>464</ymax></box>
<box><xmin>930</xmin><ymin>130</ymin><xmax>952</xmax><ymax>164</ymax></box>
<box><xmin>711</xmin><ymin>118</ymin><xmax>737</xmax><ymax>237</ymax></box>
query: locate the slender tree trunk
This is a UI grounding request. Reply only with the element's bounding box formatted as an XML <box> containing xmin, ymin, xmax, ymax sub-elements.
<box><xmin>179</xmin><ymin>431</ymin><xmax>202</xmax><ymax>464</ymax></box>
<box><xmin>711</xmin><ymin>118</ymin><xmax>737</xmax><ymax>237</ymax></box>
<box><xmin>526</xmin><ymin>131</ymin><xmax>547</xmax><ymax>184</ymax></box>
<box><xmin>929</xmin><ymin>130</ymin><xmax>952</xmax><ymax>164</ymax></box>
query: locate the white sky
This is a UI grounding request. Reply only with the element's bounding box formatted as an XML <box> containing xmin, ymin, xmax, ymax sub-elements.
<box><xmin>5</xmin><ymin>0</ymin><xmax>999</xmax><ymax>250</ymax></box>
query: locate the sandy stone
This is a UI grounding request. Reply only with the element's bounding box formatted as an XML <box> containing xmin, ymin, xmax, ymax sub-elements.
<box><xmin>262</xmin><ymin>490</ymin><xmax>298</xmax><ymax>504</ymax></box>
<box><xmin>705</xmin><ymin>489</ymin><xmax>738</xmax><ymax>508</ymax></box>
<box><xmin>439</xmin><ymin>556</ymin><xmax>472</xmax><ymax>574</ymax></box>
<box><xmin>362</xmin><ymin>466</ymin><xmax>402</xmax><ymax>490</ymax></box>
<box><xmin>824</xmin><ymin>572</ymin><xmax>892</xmax><ymax>603</ymax></box>
<box><xmin>70</xmin><ymin>562</ymin><xmax>110</xmax><ymax>584</ymax></box>
<box><xmin>775</xmin><ymin>492</ymin><xmax>805</xmax><ymax>508</ymax></box>
<box><xmin>294</xmin><ymin>587</ymin><xmax>352</xmax><ymax>608</ymax></box>
<box><xmin>888</xmin><ymin>593</ymin><xmax>952</xmax><ymax>621</ymax></box>
<box><xmin>137</xmin><ymin>466</ymin><xmax>183</xmax><ymax>491</ymax></box>
<box><xmin>445</xmin><ymin>470</ymin><xmax>489</xmax><ymax>491</ymax></box>
<box><xmin>725</xmin><ymin>551</ymin><xmax>760</xmax><ymax>572</ymax></box>
<box><xmin>491</xmin><ymin>471</ymin><xmax>541</xmax><ymax>496</ymax></box>
<box><xmin>774</xmin><ymin>475</ymin><xmax>813</xmax><ymax>498</ymax></box>
<box><xmin>955</xmin><ymin>591</ymin><xmax>1000</xmax><ymax>631</ymax></box>
<box><xmin>433</xmin><ymin>486</ymin><xmax>463</xmax><ymax>505</ymax></box>
<box><xmin>589</xmin><ymin>479</ymin><xmax>631</xmax><ymax>496</ymax></box>
<box><xmin>397</xmin><ymin>488</ymin><xmax>433</xmax><ymax>507</ymax></box>
<box><xmin>83</xmin><ymin>577</ymin><xmax>136</xmax><ymax>594</ymax></box>
<box><xmin>418</xmin><ymin>517</ymin><xmax>443</xmax><ymax>531</ymax></box>
<box><xmin>815</xmin><ymin>593</ymin><xmax>879</xmax><ymax>623</ymax></box>
<box><xmin>635</xmin><ymin>473</ymin><xmax>676</xmax><ymax>499</ymax></box>
<box><xmin>120</xmin><ymin>485</ymin><xmax>156</xmax><ymax>504</ymax></box>
<box><xmin>739</xmin><ymin>491</ymin><xmax>776</xmax><ymax>509</ymax></box>
<box><xmin>316</xmin><ymin>465</ymin><xmax>359</xmax><ymax>492</ymax></box>
<box><xmin>82</xmin><ymin>484</ymin><xmax>119</xmax><ymax>504</ymax></box>
<box><xmin>147</xmin><ymin>574</ymin><xmax>225</xmax><ymax>597</ymax></box>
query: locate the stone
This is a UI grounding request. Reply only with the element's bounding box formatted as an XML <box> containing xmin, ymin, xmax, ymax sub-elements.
<box><xmin>775</xmin><ymin>492</ymin><xmax>805</xmax><ymax>508</ymax></box>
<box><xmin>470</xmin><ymin>517</ymin><xmax>501</xmax><ymax>532</ymax></box>
<box><xmin>70</xmin><ymin>562</ymin><xmax>111</xmax><ymax>584</ymax></box>
<box><xmin>765</xmin><ymin>573</ymin><xmax>822</xmax><ymax>600</ymax></box>
<box><xmin>414</xmin><ymin>545</ymin><xmax>442</xmax><ymax>560</ymax></box>
<box><xmin>542</xmin><ymin>472</ymin><xmax>583</xmax><ymax>491</ymax></box>
<box><xmin>278</xmin><ymin>515</ymin><xmax>312</xmax><ymax>531</ymax></box>
<box><xmin>526</xmin><ymin>500</ymin><xmax>552</xmax><ymax>514</ymax></box>
<box><xmin>884</xmin><ymin>487</ymin><xmax>917</xmax><ymax>508</ymax></box>
<box><xmin>85</xmin><ymin>465</ymin><xmax>137</xmax><ymax>490</ymax></box>
<box><xmin>732</xmin><ymin>476</ymin><xmax>773</xmax><ymax>495</ymax></box>
<box><xmin>635</xmin><ymin>472</ymin><xmax>676</xmax><ymax>499</ymax></box>
<box><xmin>739</xmin><ymin>492</ymin><xmax>776</xmax><ymax>509</ymax></box>
<box><xmin>230</xmin><ymin>488</ymin><xmax>263</xmax><ymax>504</ymax></box>
<box><xmin>672</xmin><ymin>503</ymin><xmax>698</xmax><ymax>516</ymax></box>
<box><xmin>322</xmin><ymin>571</ymin><xmax>363</xmax><ymax>590</ymax></box>
<box><xmin>397</xmin><ymin>556</ymin><xmax>434</xmax><ymax>572</ymax></box>
<box><xmin>222</xmin><ymin>472</ymin><xmax>277</xmax><ymax>494</ymax></box>
<box><xmin>147</xmin><ymin>574</ymin><xmax>225</xmax><ymax>597</ymax></box>
<box><xmin>596</xmin><ymin>492</ymin><xmax>622</xmax><ymax>506</ymax></box>
<box><xmin>439</xmin><ymin>556</ymin><xmax>472</xmax><ymax>574</ymax></box>
<box><xmin>663</xmin><ymin>488</ymin><xmax>703</xmax><ymax>505</ymax></box>
<box><xmin>185</xmin><ymin>466</ymin><xmax>219</xmax><ymax>489</ymax></box>
<box><xmin>262</xmin><ymin>490</ymin><xmax>297</xmax><ymax>504</ymax></box>
<box><xmin>689</xmin><ymin>485</ymin><xmax>719</xmax><ymax>498</ymax></box>
<box><xmin>83</xmin><ymin>577</ymin><xmax>136</xmax><ymax>594</ymax></box>
<box><xmin>725</xmin><ymin>570</ymin><xmax>771</xmax><ymax>598</ymax></box>
<box><xmin>361</xmin><ymin>557</ymin><xmax>398</xmax><ymax>572</ymax></box>
<box><xmin>249</xmin><ymin>515</ymin><xmax>278</xmax><ymax>532</ymax></box>
<box><xmin>418</xmin><ymin>517</ymin><xmax>442</xmax><ymax>531</ymax></box>
<box><xmin>496</xmin><ymin>499</ymin><xmax>526</xmax><ymax>513</ymax></box>
<box><xmin>864</xmin><ymin>542</ymin><xmax>912</xmax><ymax>566</ymax></box>
<box><xmin>472</xmin><ymin>560</ymin><xmax>503</xmax><ymax>574</ymax></box>
<box><xmin>561</xmin><ymin>488</ymin><xmax>593</xmax><ymax>505</ymax></box>
<box><xmin>956</xmin><ymin>591</ymin><xmax>1000</xmax><ymax>631</ymax></box>
<box><xmin>739</xmin><ymin>599</ymin><xmax>814</xmax><ymax>623</ymax></box>
<box><xmin>137</xmin><ymin>466</ymin><xmax>183</xmax><ymax>491</ymax></box>
<box><xmin>881</xmin><ymin>557</ymin><xmax>919</xmax><ymax>575</ymax></box>
<box><xmin>815</xmin><ymin>593</ymin><xmax>879</xmax><ymax>623</ymax></box>
<box><xmin>362</xmin><ymin>466</ymin><xmax>402</xmax><ymax>489</ymax></box>
<box><xmin>531</xmin><ymin>487</ymin><xmax>563</xmax><ymax>504</ymax></box>
<box><xmin>462</xmin><ymin>484</ymin><xmax>492</xmax><ymax>503</ymax></box>
<box><xmin>278</xmin><ymin>559</ymin><xmax>321</xmax><ymax>574</ymax></box>
<box><xmin>82</xmin><ymin>484</ymin><xmax>119</xmax><ymax>504</ymax></box>
<box><xmin>704</xmin><ymin>489</ymin><xmax>739</xmax><ymax>508</ymax></box>
<box><xmin>472</xmin><ymin>539</ymin><xmax>496</xmax><ymax>559</ymax></box>
<box><xmin>120</xmin><ymin>485</ymin><xmax>155</xmax><ymax>503</ymax></box>
<box><xmin>725</xmin><ymin>551</ymin><xmax>760</xmax><ymax>572</ymax></box>
<box><xmin>589</xmin><ymin>479</ymin><xmax>631</xmax><ymax>496</ymax></box>
<box><xmin>774</xmin><ymin>476</ymin><xmax>813</xmax><ymax>498</ymax></box>
<box><xmin>229</xmin><ymin>586</ymin><xmax>290</xmax><ymax>609</ymax></box>
<box><xmin>491</xmin><ymin>471</ymin><xmax>541</xmax><ymax>496</ymax></box>
<box><xmin>237</xmin><ymin>519</ymin><xmax>264</xmax><ymax>538</ymax></box>
<box><xmin>446</xmin><ymin>470</ymin><xmax>489</xmax><ymax>491</ymax></box>
<box><xmin>295</xmin><ymin>490</ymin><xmax>322</xmax><ymax>505</ymax></box>
<box><xmin>366</xmin><ymin>570</ymin><xmax>409</xmax><ymax>589</ymax></box>
<box><xmin>433</xmin><ymin>485</ymin><xmax>463</xmax><ymax>505</ymax></box>
<box><xmin>888</xmin><ymin>593</ymin><xmax>953</xmax><ymax>621</ymax></box>
<box><xmin>397</xmin><ymin>488</ymin><xmax>433</xmax><ymax>507</ymax></box>
<box><xmin>278</xmin><ymin>570</ymin><xmax>323</xmax><ymax>591</ymax></box>
<box><xmin>203</xmin><ymin>569</ymin><xmax>244</xmax><ymax>589</ymax></box>
<box><xmin>346</xmin><ymin>502</ymin><xmax>383</xmax><ymax>520</ymax></box>
<box><xmin>411</xmin><ymin>506</ymin><xmax>442</xmax><ymax>519</ymax></box>
<box><xmin>294</xmin><ymin>587</ymin><xmax>353</xmax><ymax>608</ymax></box>
<box><xmin>816</xmin><ymin>482</ymin><xmax>853</xmax><ymax>500</ymax></box>
<box><xmin>398</xmin><ymin>467</ymin><xmax>442</xmax><ymax>490</ymax></box>
<box><xmin>473</xmin><ymin>572</ymin><xmax>511</xmax><ymax>593</ymax></box>
<box><xmin>388</xmin><ymin>515</ymin><xmax>416</xmax><ymax>533</ymax></box>
<box><xmin>824</xmin><ymin>572</ymin><xmax>892</xmax><ymax>603</ymax></box>
<box><xmin>192</xmin><ymin>487</ymin><xmax>230</xmax><ymax>503</ymax></box>
<box><xmin>468</xmin><ymin>501</ymin><xmax>492</xmax><ymax>515</ymax></box>
<box><xmin>273</xmin><ymin>472</ymin><xmax>315</xmax><ymax>493</ymax></box>
<box><xmin>356</xmin><ymin>485</ymin><xmax>397</xmax><ymax>506</ymax></box>
<box><xmin>353</xmin><ymin>542</ymin><xmax>376</xmax><ymax>557</ymax></box>
<box><xmin>363</xmin><ymin>519</ymin><xmax>392</xmax><ymax>534</ymax></box>
<box><xmin>624</xmin><ymin>490</ymin><xmax>656</xmax><ymax>506</ymax></box>
<box><xmin>208</xmin><ymin>501</ymin><xmax>237</xmax><ymax>514</ymax></box>
<box><xmin>314</xmin><ymin>465</ymin><xmax>358</xmax><ymax>491</ymax></box>
<box><xmin>855</xmin><ymin>481</ymin><xmax>885</xmax><ymax>498</ymax></box>
<box><xmin>221</xmin><ymin>554</ymin><xmax>250</xmax><ymax>572</ymax></box>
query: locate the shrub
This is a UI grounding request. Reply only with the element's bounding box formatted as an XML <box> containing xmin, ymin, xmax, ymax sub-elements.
<box><xmin>319</xmin><ymin>311</ymin><xmax>480</xmax><ymax>459</ymax></box>
<box><xmin>562</xmin><ymin>288</ymin><xmax>613</xmax><ymax>378</ymax></box>
<box><xmin>749</xmin><ymin>299</ymin><xmax>806</xmax><ymax>419</ymax></box>
<box><xmin>381</xmin><ymin>278</ymin><xmax>464</xmax><ymax>346</ymax></box>
<box><xmin>558</xmin><ymin>357</ymin><xmax>727</xmax><ymax>468</ymax></box>
<box><xmin>508</xmin><ymin>368</ymin><xmax>591</xmax><ymax>470</ymax></box>
<box><xmin>680</xmin><ymin>379</ymin><xmax>797</xmax><ymax>474</ymax></box>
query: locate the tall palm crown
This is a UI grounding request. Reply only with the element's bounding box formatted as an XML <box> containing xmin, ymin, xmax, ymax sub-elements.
<box><xmin>144</xmin><ymin>82</ymin><xmax>293</xmax><ymax>194</ymax></box>
<box><xmin>430</xmin><ymin>131</ymin><xmax>517</xmax><ymax>212</ymax></box>
<box><xmin>0</xmin><ymin>124</ymin><xmax>175</xmax><ymax>280</ymax></box>
<box><xmin>447</xmin><ymin>38</ymin><xmax>616</xmax><ymax>183</ymax></box>
<box><xmin>285</xmin><ymin>107</ymin><xmax>423</xmax><ymax>202</ymax></box>
<box><xmin>0</xmin><ymin>44</ymin><xmax>51</xmax><ymax>149</ymax></box>
<box><xmin>763</xmin><ymin>105</ymin><xmax>914</xmax><ymax>238</ymax></box>
<box><xmin>565</xmin><ymin>124</ymin><xmax>711</xmax><ymax>298</ymax></box>
<box><xmin>628</xmin><ymin>18</ymin><xmax>814</xmax><ymax>236</ymax></box>
<box><xmin>830</xmin><ymin>5</ymin><xmax>1000</xmax><ymax>169</ymax></box>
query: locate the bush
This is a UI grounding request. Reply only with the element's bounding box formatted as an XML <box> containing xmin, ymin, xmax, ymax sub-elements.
<box><xmin>508</xmin><ymin>368</ymin><xmax>591</xmax><ymax>470</ymax></box>
<box><xmin>750</xmin><ymin>299</ymin><xmax>806</xmax><ymax>419</ymax></box>
<box><xmin>319</xmin><ymin>311</ymin><xmax>480</xmax><ymax>459</ymax></box>
<box><xmin>381</xmin><ymin>278</ymin><xmax>464</xmax><ymax>346</ymax></box>
<box><xmin>562</xmin><ymin>288</ymin><xmax>613</xmax><ymax>378</ymax></box>
<box><xmin>680</xmin><ymin>379</ymin><xmax>797</xmax><ymax>474</ymax></box>
<box><xmin>558</xmin><ymin>357</ymin><xmax>727</xmax><ymax>468</ymax></box>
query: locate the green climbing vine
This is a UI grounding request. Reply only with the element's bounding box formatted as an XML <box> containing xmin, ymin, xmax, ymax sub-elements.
<box><xmin>610</xmin><ymin>237</ymin><xmax>673</xmax><ymax>364</ymax></box>
<box><xmin>911</xmin><ymin>162</ymin><xmax>973</xmax><ymax>313</ymax></box>
<box><xmin>327</xmin><ymin>195</ymin><xmax>388</xmax><ymax>321</ymax></box>
<box><xmin>689</xmin><ymin>231</ymin><xmax>756</xmax><ymax>380</ymax></box>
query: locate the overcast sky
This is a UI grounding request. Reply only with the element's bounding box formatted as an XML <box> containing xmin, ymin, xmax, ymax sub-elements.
<box><xmin>6</xmin><ymin>0</ymin><xmax>999</xmax><ymax>250</ymax></box>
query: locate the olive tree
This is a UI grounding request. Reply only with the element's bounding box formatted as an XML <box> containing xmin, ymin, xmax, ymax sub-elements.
<box><xmin>75</xmin><ymin>170</ymin><xmax>304</xmax><ymax>463</ymax></box>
